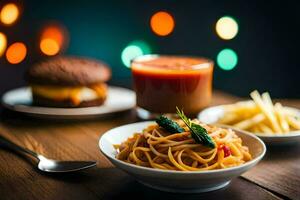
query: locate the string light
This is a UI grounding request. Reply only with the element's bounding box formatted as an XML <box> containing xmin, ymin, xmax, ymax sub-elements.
<box><xmin>0</xmin><ymin>3</ymin><xmax>19</xmax><ymax>25</ymax></box>
<box><xmin>0</xmin><ymin>32</ymin><xmax>7</xmax><ymax>56</ymax></box>
<box><xmin>150</xmin><ymin>11</ymin><xmax>175</xmax><ymax>36</ymax></box>
<box><xmin>121</xmin><ymin>40</ymin><xmax>151</xmax><ymax>68</ymax></box>
<box><xmin>6</xmin><ymin>42</ymin><xmax>27</xmax><ymax>64</ymax></box>
<box><xmin>216</xmin><ymin>16</ymin><xmax>238</xmax><ymax>40</ymax></box>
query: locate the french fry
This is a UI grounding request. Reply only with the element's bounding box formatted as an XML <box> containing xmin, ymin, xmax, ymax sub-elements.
<box><xmin>217</xmin><ymin>90</ymin><xmax>300</xmax><ymax>135</ymax></box>
<box><xmin>254</xmin><ymin>124</ymin><xmax>264</xmax><ymax>133</ymax></box>
<box><xmin>283</xmin><ymin>107</ymin><xmax>300</xmax><ymax>117</ymax></box>
<box><xmin>258</xmin><ymin>123</ymin><xmax>274</xmax><ymax>134</ymax></box>
<box><xmin>262</xmin><ymin>92</ymin><xmax>273</xmax><ymax>109</ymax></box>
<box><xmin>274</xmin><ymin>103</ymin><xmax>289</xmax><ymax>133</ymax></box>
<box><xmin>225</xmin><ymin>106</ymin><xmax>256</xmax><ymax>118</ymax></box>
<box><xmin>251</xmin><ymin>125</ymin><xmax>260</xmax><ymax>133</ymax></box>
<box><xmin>250</xmin><ymin>90</ymin><xmax>282</xmax><ymax>133</ymax></box>
<box><xmin>286</xmin><ymin>116</ymin><xmax>300</xmax><ymax>130</ymax></box>
<box><xmin>262</xmin><ymin>92</ymin><xmax>282</xmax><ymax>133</ymax></box>
<box><xmin>233</xmin><ymin>114</ymin><xmax>265</xmax><ymax>130</ymax></box>
<box><xmin>218</xmin><ymin>113</ymin><xmax>238</xmax><ymax>124</ymax></box>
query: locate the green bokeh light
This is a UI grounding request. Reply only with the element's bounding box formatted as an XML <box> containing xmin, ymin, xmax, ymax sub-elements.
<box><xmin>121</xmin><ymin>40</ymin><xmax>151</xmax><ymax>68</ymax></box>
<box><xmin>217</xmin><ymin>48</ymin><xmax>238</xmax><ymax>70</ymax></box>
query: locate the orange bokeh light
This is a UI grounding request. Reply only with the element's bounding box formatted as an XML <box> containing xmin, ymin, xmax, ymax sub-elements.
<box><xmin>40</xmin><ymin>25</ymin><xmax>67</xmax><ymax>56</ymax></box>
<box><xmin>0</xmin><ymin>3</ymin><xmax>19</xmax><ymax>25</ymax></box>
<box><xmin>40</xmin><ymin>38</ymin><xmax>59</xmax><ymax>56</ymax></box>
<box><xmin>0</xmin><ymin>32</ymin><xmax>7</xmax><ymax>56</ymax></box>
<box><xmin>150</xmin><ymin>11</ymin><xmax>175</xmax><ymax>36</ymax></box>
<box><xmin>6</xmin><ymin>42</ymin><xmax>27</xmax><ymax>64</ymax></box>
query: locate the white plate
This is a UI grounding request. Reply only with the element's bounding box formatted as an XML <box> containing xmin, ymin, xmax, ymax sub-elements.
<box><xmin>1</xmin><ymin>86</ymin><xmax>135</xmax><ymax>119</ymax></box>
<box><xmin>198</xmin><ymin>105</ymin><xmax>300</xmax><ymax>145</ymax></box>
<box><xmin>99</xmin><ymin>121</ymin><xmax>265</xmax><ymax>193</ymax></box>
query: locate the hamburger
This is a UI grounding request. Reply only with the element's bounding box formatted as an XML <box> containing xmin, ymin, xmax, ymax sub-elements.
<box><xmin>26</xmin><ymin>56</ymin><xmax>111</xmax><ymax>107</ymax></box>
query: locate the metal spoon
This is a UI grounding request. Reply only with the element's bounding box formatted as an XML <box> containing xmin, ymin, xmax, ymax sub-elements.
<box><xmin>0</xmin><ymin>135</ymin><xmax>97</xmax><ymax>173</ymax></box>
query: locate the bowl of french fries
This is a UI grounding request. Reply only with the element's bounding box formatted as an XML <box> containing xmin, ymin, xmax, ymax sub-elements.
<box><xmin>198</xmin><ymin>90</ymin><xmax>300</xmax><ymax>144</ymax></box>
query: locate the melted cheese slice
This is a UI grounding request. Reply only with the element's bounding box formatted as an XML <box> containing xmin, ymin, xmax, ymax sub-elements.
<box><xmin>31</xmin><ymin>84</ymin><xmax>107</xmax><ymax>105</ymax></box>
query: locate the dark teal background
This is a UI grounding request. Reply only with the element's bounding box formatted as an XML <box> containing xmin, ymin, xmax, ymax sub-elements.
<box><xmin>0</xmin><ymin>0</ymin><xmax>299</xmax><ymax>98</ymax></box>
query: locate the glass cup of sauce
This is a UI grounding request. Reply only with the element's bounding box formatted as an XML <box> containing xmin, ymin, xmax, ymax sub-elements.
<box><xmin>131</xmin><ymin>55</ymin><xmax>214</xmax><ymax>119</ymax></box>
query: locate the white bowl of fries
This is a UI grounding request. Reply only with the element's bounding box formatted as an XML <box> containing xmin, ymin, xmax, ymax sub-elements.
<box><xmin>198</xmin><ymin>91</ymin><xmax>300</xmax><ymax>145</ymax></box>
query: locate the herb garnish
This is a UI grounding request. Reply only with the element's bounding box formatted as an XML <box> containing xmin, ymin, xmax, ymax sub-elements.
<box><xmin>176</xmin><ymin>107</ymin><xmax>215</xmax><ymax>148</ymax></box>
<box><xmin>156</xmin><ymin>115</ymin><xmax>184</xmax><ymax>133</ymax></box>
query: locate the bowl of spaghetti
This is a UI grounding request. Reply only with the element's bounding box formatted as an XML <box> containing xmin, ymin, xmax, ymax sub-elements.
<box><xmin>99</xmin><ymin>115</ymin><xmax>265</xmax><ymax>193</ymax></box>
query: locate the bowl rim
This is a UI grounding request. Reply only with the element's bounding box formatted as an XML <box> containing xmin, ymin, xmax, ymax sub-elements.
<box><xmin>99</xmin><ymin>121</ymin><xmax>266</xmax><ymax>175</ymax></box>
<box><xmin>198</xmin><ymin>104</ymin><xmax>300</xmax><ymax>137</ymax></box>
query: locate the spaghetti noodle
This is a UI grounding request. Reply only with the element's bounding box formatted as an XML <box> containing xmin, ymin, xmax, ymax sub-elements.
<box><xmin>114</xmin><ymin>119</ymin><xmax>252</xmax><ymax>171</ymax></box>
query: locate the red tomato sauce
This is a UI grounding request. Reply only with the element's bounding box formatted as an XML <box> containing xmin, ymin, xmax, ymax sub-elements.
<box><xmin>131</xmin><ymin>55</ymin><xmax>214</xmax><ymax>115</ymax></box>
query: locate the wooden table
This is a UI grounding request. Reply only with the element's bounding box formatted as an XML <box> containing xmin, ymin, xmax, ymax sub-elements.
<box><xmin>0</xmin><ymin>91</ymin><xmax>299</xmax><ymax>200</ymax></box>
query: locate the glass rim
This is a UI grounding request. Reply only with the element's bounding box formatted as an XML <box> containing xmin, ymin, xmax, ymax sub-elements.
<box><xmin>131</xmin><ymin>54</ymin><xmax>214</xmax><ymax>70</ymax></box>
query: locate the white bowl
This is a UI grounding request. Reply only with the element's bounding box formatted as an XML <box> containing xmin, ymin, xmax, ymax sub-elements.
<box><xmin>99</xmin><ymin>121</ymin><xmax>266</xmax><ymax>193</ymax></box>
<box><xmin>198</xmin><ymin>105</ymin><xmax>300</xmax><ymax>145</ymax></box>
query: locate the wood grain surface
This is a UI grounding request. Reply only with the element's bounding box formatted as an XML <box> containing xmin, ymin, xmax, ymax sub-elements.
<box><xmin>0</xmin><ymin>91</ymin><xmax>299</xmax><ymax>200</ymax></box>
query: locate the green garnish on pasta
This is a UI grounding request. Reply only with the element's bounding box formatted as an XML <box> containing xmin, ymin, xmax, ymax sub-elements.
<box><xmin>156</xmin><ymin>115</ymin><xmax>184</xmax><ymax>133</ymax></box>
<box><xmin>176</xmin><ymin>107</ymin><xmax>215</xmax><ymax>148</ymax></box>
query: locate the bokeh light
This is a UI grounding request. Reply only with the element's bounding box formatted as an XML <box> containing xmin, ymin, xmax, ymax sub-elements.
<box><xmin>121</xmin><ymin>40</ymin><xmax>151</xmax><ymax>68</ymax></box>
<box><xmin>39</xmin><ymin>24</ymin><xmax>68</xmax><ymax>56</ymax></box>
<box><xmin>0</xmin><ymin>32</ymin><xmax>7</xmax><ymax>56</ymax></box>
<box><xmin>6</xmin><ymin>42</ymin><xmax>27</xmax><ymax>64</ymax></box>
<box><xmin>150</xmin><ymin>11</ymin><xmax>175</xmax><ymax>36</ymax></box>
<box><xmin>121</xmin><ymin>46</ymin><xmax>143</xmax><ymax>68</ymax></box>
<box><xmin>216</xmin><ymin>16</ymin><xmax>238</xmax><ymax>40</ymax></box>
<box><xmin>40</xmin><ymin>38</ymin><xmax>59</xmax><ymax>56</ymax></box>
<box><xmin>0</xmin><ymin>3</ymin><xmax>19</xmax><ymax>25</ymax></box>
<box><xmin>217</xmin><ymin>48</ymin><xmax>238</xmax><ymax>70</ymax></box>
